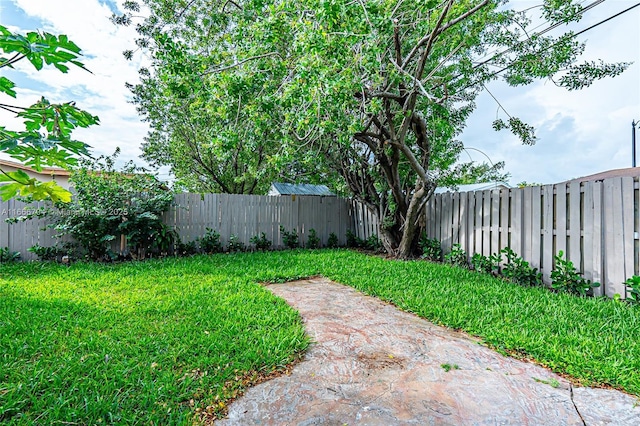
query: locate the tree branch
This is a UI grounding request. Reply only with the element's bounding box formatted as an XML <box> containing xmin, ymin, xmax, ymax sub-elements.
<box><xmin>401</xmin><ymin>0</ymin><xmax>489</xmax><ymax>70</ymax></box>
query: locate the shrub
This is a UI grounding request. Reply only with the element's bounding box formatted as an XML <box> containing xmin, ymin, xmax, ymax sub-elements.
<box><xmin>250</xmin><ymin>232</ymin><xmax>272</xmax><ymax>251</ymax></box>
<box><xmin>327</xmin><ymin>232</ymin><xmax>339</xmax><ymax>248</ymax></box>
<box><xmin>363</xmin><ymin>234</ymin><xmax>382</xmax><ymax>251</ymax></box>
<box><xmin>48</xmin><ymin>151</ymin><xmax>174</xmax><ymax>261</ymax></box>
<box><xmin>471</xmin><ymin>252</ymin><xmax>501</xmax><ymax>275</ymax></box>
<box><xmin>551</xmin><ymin>250</ymin><xmax>599</xmax><ymax>296</ymax></box>
<box><xmin>419</xmin><ymin>235</ymin><xmax>442</xmax><ymax>261</ymax></box>
<box><xmin>175</xmin><ymin>239</ymin><xmax>198</xmax><ymax>256</ymax></box>
<box><xmin>306</xmin><ymin>229</ymin><xmax>320</xmax><ymax>249</ymax></box>
<box><xmin>624</xmin><ymin>276</ymin><xmax>640</xmax><ymax>304</ymax></box>
<box><xmin>227</xmin><ymin>234</ymin><xmax>246</xmax><ymax>252</ymax></box>
<box><xmin>153</xmin><ymin>223</ymin><xmax>177</xmax><ymax>255</ymax></box>
<box><xmin>119</xmin><ymin>213</ymin><xmax>176</xmax><ymax>258</ymax></box>
<box><xmin>500</xmin><ymin>247</ymin><xmax>542</xmax><ymax>287</ymax></box>
<box><xmin>28</xmin><ymin>244</ymin><xmax>64</xmax><ymax>261</ymax></box>
<box><xmin>280</xmin><ymin>226</ymin><xmax>299</xmax><ymax>249</ymax></box>
<box><xmin>198</xmin><ymin>228</ymin><xmax>223</xmax><ymax>254</ymax></box>
<box><xmin>444</xmin><ymin>244</ymin><xmax>467</xmax><ymax>268</ymax></box>
<box><xmin>0</xmin><ymin>247</ymin><xmax>20</xmax><ymax>263</ymax></box>
<box><xmin>346</xmin><ymin>229</ymin><xmax>362</xmax><ymax>248</ymax></box>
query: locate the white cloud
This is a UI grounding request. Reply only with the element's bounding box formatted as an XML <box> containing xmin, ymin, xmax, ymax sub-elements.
<box><xmin>5</xmin><ymin>0</ymin><xmax>150</xmax><ymax>168</ymax></box>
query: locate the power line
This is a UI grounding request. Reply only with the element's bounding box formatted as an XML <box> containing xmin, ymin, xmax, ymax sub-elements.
<box><xmin>458</xmin><ymin>2</ymin><xmax>640</xmax><ymax>92</ymax></box>
<box><xmin>471</xmin><ymin>0</ymin><xmax>605</xmax><ymax>69</ymax></box>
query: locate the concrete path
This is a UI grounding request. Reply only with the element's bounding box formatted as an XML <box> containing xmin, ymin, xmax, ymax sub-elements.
<box><xmin>217</xmin><ymin>278</ymin><xmax>640</xmax><ymax>425</ymax></box>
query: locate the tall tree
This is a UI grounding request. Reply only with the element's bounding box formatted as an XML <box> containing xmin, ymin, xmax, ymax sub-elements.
<box><xmin>118</xmin><ymin>2</ymin><xmax>299</xmax><ymax>194</ymax></box>
<box><xmin>0</xmin><ymin>25</ymin><xmax>98</xmax><ymax>202</ymax></box>
<box><xmin>118</xmin><ymin>0</ymin><xmax>628</xmax><ymax>257</ymax></box>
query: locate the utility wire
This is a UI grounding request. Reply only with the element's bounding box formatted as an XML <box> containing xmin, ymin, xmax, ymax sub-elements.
<box><xmin>471</xmin><ymin>0</ymin><xmax>605</xmax><ymax>69</ymax></box>
<box><xmin>458</xmin><ymin>1</ymin><xmax>640</xmax><ymax>92</ymax></box>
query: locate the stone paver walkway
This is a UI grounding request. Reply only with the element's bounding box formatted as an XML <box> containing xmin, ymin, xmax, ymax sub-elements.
<box><xmin>217</xmin><ymin>278</ymin><xmax>640</xmax><ymax>425</ymax></box>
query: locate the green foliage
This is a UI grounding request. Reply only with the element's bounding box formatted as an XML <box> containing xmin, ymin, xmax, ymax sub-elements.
<box><xmin>48</xmin><ymin>152</ymin><xmax>173</xmax><ymax>261</ymax></box>
<box><xmin>114</xmin><ymin>0</ymin><xmax>627</xmax><ymax>257</ymax></box>
<box><xmin>0</xmin><ymin>246</ymin><xmax>20</xmax><ymax>262</ymax></box>
<box><xmin>0</xmin><ymin>170</ymin><xmax>73</xmax><ymax>204</ymax></box>
<box><xmin>501</xmin><ymin>247</ymin><xmax>543</xmax><ymax>287</ymax></box>
<box><xmin>551</xmin><ymin>251</ymin><xmax>599</xmax><ymax>296</ymax></box>
<box><xmin>419</xmin><ymin>235</ymin><xmax>443</xmax><ymax>262</ymax></box>
<box><xmin>559</xmin><ymin>60</ymin><xmax>630</xmax><ymax>91</ymax></box>
<box><xmin>624</xmin><ymin>276</ymin><xmax>640</xmax><ymax>305</ymax></box>
<box><xmin>198</xmin><ymin>228</ymin><xmax>223</xmax><ymax>254</ymax></box>
<box><xmin>444</xmin><ymin>244</ymin><xmax>468</xmax><ymax>268</ymax></box>
<box><xmin>227</xmin><ymin>234</ymin><xmax>246</xmax><ymax>252</ymax></box>
<box><xmin>250</xmin><ymin>232</ymin><xmax>272</xmax><ymax>251</ymax></box>
<box><xmin>471</xmin><ymin>252</ymin><xmax>502</xmax><ymax>275</ymax></box>
<box><xmin>346</xmin><ymin>229</ymin><xmax>361</xmax><ymax>248</ymax></box>
<box><xmin>344</xmin><ymin>230</ymin><xmax>379</xmax><ymax>250</ymax></box>
<box><xmin>441</xmin><ymin>363</ymin><xmax>459</xmax><ymax>372</ymax></box>
<box><xmin>306</xmin><ymin>228</ymin><xmax>320</xmax><ymax>249</ymax></box>
<box><xmin>119</xmin><ymin>213</ymin><xmax>176</xmax><ymax>258</ymax></box>
<box><xmin>346</xmin><ymin>230</ymin><xmax>364</xmax><ymax>249</ymax></box>
<box><xmin>492</xmin><ymin>117</ymin><xmax>537</xmax><ymax>146</ymax></box>
<box><xmin>0</xmin><ymin>25</ymin><xmax>98</xmax><ymax>202</ymax></box>
<box><xmin>517</xmin><ymin>181</ymin><xmax>543</xmax><ymax>188</ymax></box>
<box><xmin>327</xmin><ymin>232</ymin><xmax>339</xmax><ymax>249</ymax></box>
<box><xmin>363</xmin><ymin>235</ymin><xmax>382</xmax><ymax>252</ymax></box>
<box><xmin>279</xmin><ymin>226</ymin><xmax>299</xmax><ymax>249</ymax></box>
<box><xmin>28</xmin><ymin>244</ymin><xmax>64</xmax><ymax>261</ymax></box>
<box><xmin>175</xmin><ymin>239</ymin><xmax>198</xmax><ymax>256</ymax></box>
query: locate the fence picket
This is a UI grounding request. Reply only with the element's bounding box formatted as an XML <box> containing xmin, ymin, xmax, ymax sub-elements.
<box><xmin>500</xmin><ymin>189</ymin><xmax>509</xmax><ymax>252</ymax></box>
<box><xmin>592</xmin><ymin>181</ymin><xmax>604</xmax><ymax>296</ymax></box>
<box><xmin>474</xmin><ymin>191</ymin><xmax>483</xmax><ymax>256</ymax></box>
<box><xmin>459</xmin><ymin>193</ymin><xmax>467</xmax><ymax>250</ymax></box>
<box><xmin>569</xmin><ymin>181</ymin><xmax>582</xmax><ymax>269</ymax></box>
<box><xmin>542</xmin><ymin>185</ymin><xmax>554</xmax><ymax>282</ymax></box>
<box><xmin>522</xmin><ymin>186</ymin><xmax>533</xmax><ymax>263</ymax></box>
<box><xmin>603</xmin><ymin>178</ymin><xmax>625</xmax><ymax>297</ymax></box>
<box><xmin>622</xmin><ymin>177</ymin><xmax>635</xmax><ymax>295</ymax></box>
<box><xmin>491</xmin><ymin>190</ymin><xmax>499</xmax><ymax>255</ymax></box>
<box><xmin>556</xmin><ymin>183</ymin><xmax>568</xmax><ymax>256</ymax></box>
<box><xmin>530</xmin><ymin>186</ymin><xmax>541</xmax><ymax>270</ymax></box>
<box><xmin>466</xmin><ymin>192</ymin><xmax>475</xmax><ymax>255</ymax></box>
<box><xmin>452</xmin><ymin>192</ymin><xmax>460</xmax><ymax>245</ymax></box>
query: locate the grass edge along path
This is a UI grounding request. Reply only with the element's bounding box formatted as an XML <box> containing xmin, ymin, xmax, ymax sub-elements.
<box><xmin>320</xmin><ymin>251</ymin><xmax>640</xmax><ymax>395</ymax></box>
<box><xmin>2</xmin><ymin>249</ymin><xmax>640</xmax><ymax>424</ymax></box>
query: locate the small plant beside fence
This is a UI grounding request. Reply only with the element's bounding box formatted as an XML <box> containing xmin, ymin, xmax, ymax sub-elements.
<box><xmin>425</xmin><ymin>176</ymin><xmax>640</xmax><ymax>299</ymax></box>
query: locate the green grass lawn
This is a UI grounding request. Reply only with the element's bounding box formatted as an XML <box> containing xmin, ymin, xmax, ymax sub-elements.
<box><xmin>2</xmin><ymin>250</ymin><xmax>640</xmax><ymax>424</ymax></box>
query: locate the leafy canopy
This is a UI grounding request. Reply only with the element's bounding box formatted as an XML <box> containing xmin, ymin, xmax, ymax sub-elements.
<box><xmin>116</xmin><ymin>0</ymin><xmax>628</xmax><ymax>257</ymax></box>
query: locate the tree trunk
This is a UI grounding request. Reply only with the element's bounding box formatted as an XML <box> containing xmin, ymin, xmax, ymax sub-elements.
<box><xmin>397</xmin><ymin>186</ymin><xmax>427</xmax><ymax>259</ymax></box>
<box><xmin>380</xmin><ymin>227</ymin><xmax>400</xmax><ymax>256</ymax></box>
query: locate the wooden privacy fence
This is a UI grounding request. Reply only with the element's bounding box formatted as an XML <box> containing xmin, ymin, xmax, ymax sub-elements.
<box><xmin>0</xmin><ymin>193</ymin><xmax>379</xmax><ymax>261</ymax></box>
<box><xmin>425</xmin><ymin>177</ymin><xmax>639</xmax><ymax>298</ymax></box>
<box><xmin>164</xmin><ymin>193</ymin><xmax>378</xmax><ymax>250</ymax></box>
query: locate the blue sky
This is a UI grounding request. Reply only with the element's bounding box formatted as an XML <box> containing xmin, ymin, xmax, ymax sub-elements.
<box><xmin>1</xmin><ymin>0</ymin><xmax>639</xmax><ymax>186</ymax></box>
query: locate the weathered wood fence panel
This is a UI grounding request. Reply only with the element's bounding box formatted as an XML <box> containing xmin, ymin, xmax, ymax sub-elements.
<box><xmin>0</xmin><ymin>194</ymin><xmax>378</xmax><ymax>261</ymax></box>
<box><xmin>164</xmin><ymin>194</ymin><xmax>363</xmax><ymax>250</ymax></box>
<box><xmin>425</xmin><ymin>177</ymin><xmax>640</xmax><ymax>299</ymax></box>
